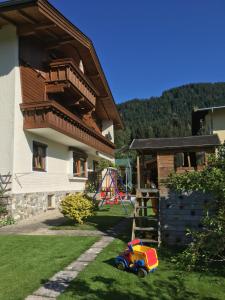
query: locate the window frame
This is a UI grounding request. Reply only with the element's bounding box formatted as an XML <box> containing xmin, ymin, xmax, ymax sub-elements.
<box><xmin>72</xmin><ymin>152</ymin><xmax>87</xmax><ymax>178</ymax></box>
<box><xmin>32</xmin><ymin>141</ymin><xmax>47</xmax><ymax>172</ymax></box>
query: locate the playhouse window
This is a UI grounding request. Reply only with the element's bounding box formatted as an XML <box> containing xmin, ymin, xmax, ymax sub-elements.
<box><xmin>174</xmin><ymin>152</ymin><xmax>197</xmax><ymax>168</ymax></box>
<box><xmin>196</xmin><ymin>152</ymin><xmax>205</xmax><ymax>166</ymax></box>
<box><xmin>73</xmin><ymin>154</ymin><xmax>87</xmax><ymax>177</ymax></box>
<box><xmin>33</xmin><ymin>141</ymin><xmax>47</xmax><ymax>172</ymax></box>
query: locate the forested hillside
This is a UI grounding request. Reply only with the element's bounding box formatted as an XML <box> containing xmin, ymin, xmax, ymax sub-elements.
<box><xmin>115</xmin><ymin>83</ymin><xmax>225</xmax><ymax>149</ymax></box>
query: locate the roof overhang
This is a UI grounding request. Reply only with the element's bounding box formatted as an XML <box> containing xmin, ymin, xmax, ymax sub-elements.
<box><xmin>0</xmin><ymin>0</ymin><xmax>124</xmax><ymax>129</ymax></box>
<box><xmin>130</xmin><ymin>135</ymin><xmax>221</xmax><ymax>152</ymax></box>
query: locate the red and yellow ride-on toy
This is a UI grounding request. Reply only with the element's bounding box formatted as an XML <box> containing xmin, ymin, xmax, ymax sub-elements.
<box><xmin>115</xmin><ymin>239</ymin><xmax>158</xmax><ymax>277</ymax></box>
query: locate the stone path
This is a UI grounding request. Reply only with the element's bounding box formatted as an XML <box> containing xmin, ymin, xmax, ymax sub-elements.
<box><xmin>0</xmin><ymin>209</ymin><xmax>105</xmax><ymax>236</ymax></box>
<box><xmin>25</xmin><ymin>217</ymin><xmax>129</xmax><ymax>300</ymax></box>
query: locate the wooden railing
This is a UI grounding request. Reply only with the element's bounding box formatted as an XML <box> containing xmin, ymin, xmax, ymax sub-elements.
<box><xmin>20</xmin><ymin>101</ymin><xmax>115</xmax><ymax>156</ymax></box>
<box><xmin>46</xmin><ymin>58</ymin><xmax>98</xmax><ymax>108</ymax></box>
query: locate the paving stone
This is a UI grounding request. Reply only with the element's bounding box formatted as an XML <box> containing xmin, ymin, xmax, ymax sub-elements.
<box><xmin>77</xmin><ymin>252</ymin><xmax>97</xmax><ymax>262</ymax></box>
<box><xmin>34</xmin><ymin>271</ymin><xmax>78</xmax><ymax>298</ymax></box>
<box><xmin>26</xmin><ymin>296</ymin><xmax>55</xmax><ymax>300</ymax></box>
<box><xmin>50</xmin><ymin>270</ymin><xmax>78</xmax><ymax>282</ymax></box>
<box><xmin>65</xmin><ymin>261</ymin><xmax>88</xmax><ymax>272</ymax></box>
<box><xmin>85</xmin><ymin>247</ymin><xmax>102</xmax><ymax>254</ymax></box>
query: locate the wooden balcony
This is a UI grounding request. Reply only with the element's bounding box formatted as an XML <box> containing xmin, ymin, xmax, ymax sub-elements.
<box><xmin>20</xmin><ymin>101</ymin><xmax>115</xmax><ymax>156</ymax></box>
<box><xmin>46</xmin><ymin>59</ymin><xmax>98</xmax><ymax>110</ymax></box>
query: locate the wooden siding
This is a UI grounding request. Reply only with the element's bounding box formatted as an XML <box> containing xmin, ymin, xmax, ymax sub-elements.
<box><xmin>157</xmin><ymin>153</ymin><xmax>174</xmax><ymax>196</ymax></box>
<box><xmin>157</xmin><ymin>153</ymin><xmax>174</xmax><ymax>181</ymax></box>
<box><xmin>20</xmin><ymin>65</ymin><xmax>45</xmax><ymax>103</ymax></box>
<box><xmin>46</xmin><ymin>58</ymin><xmax>97</xmax><ymax>108</ymax></box>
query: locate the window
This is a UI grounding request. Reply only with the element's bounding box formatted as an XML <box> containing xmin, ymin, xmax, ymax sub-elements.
<box><xmin>174</xmin><ymin>152</ymin><xmax>184</xmax><ymax>168</ymax></box>
<box><xmin>73</xmin><ymin>153</ymin><xmax>87</xmax><ymax>177</ymax></box>
<box><xmin>196</xmin><ymin>152</ymin><xmax>205</xmax><ymax>166</ymax></box>
<box><xmin>47</xmin><ymin>194</ymin><xmax>55</xmax><ymax>209</ymax></box>
<box><xmin>175</xmin><ymin>151</ymin><xmax>205</xmax><ymax>169</ymax></box>
<box><xmin>33</xmin><ymin>141</ymin><xmax>47</xmax><ymax>171</ymax></box>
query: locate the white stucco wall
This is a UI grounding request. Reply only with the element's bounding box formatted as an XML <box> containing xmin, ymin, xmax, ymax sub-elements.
<box><xmin>102</xmin><ymin>120</ymin><xmax>114</xmax><ymax>143</ymax></box>
<box><xmin>205</xmin><ymin>109</ymin><xmax>225</xmax><ymax>143</ymax></box>
<box><xmin>0</xmin><ymin>25</ymin><xmax>114</xmax><ymax>196</ymax></box>
<box><xmin>12</xmin><ymin>132</ymin><xmax>88</xmax><ymax>194</ymax></box>
<box><xmin>0</xmin><ymin>25</ymin><xmax>18</xmax><ymax>174</ymax></box>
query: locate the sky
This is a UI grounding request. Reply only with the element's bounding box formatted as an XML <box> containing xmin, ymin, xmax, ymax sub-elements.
<box><xmin>48</xmin><ymin>0</ymin><xmax>225</xmax><ymax>103</ymax></box>
<box><xmin>5</xmin><ymin>0</ymin><xmax>225</xmax><ymax>103</ymax></box>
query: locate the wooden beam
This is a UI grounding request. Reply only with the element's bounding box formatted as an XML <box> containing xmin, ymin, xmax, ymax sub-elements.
<box><xmin>0</xmin><ymin>14</ymin><xmax>17</xmax><ymax>26</ymax></box>
<box><xmin>88</xmin><ymin>74</ymin><xmax>100</xmax><ymax>79</ymax></box>
<box><xmin>46</xmin><ymin>37</ymin><xmax>75</xmax><ymax>49</ymax></box>
<box><xmin>36</xmin><ymin>23</ymin><xmax>57</xmax><ymax>31</ymax></box>
<box><xmin>137</xmin><ymin>155</ymin><xmax>141</xmax><ymax>190</ymax></box>
<box><xmin>99</xmin><ymin>96</ymin><xmax>110</xmax><ymax>101</ymax></box>
<box><xmin>45</xmin><ymin>29</ymin><xmax>59</xmax><ymax>39</ymax></box>
<box><xmin>18</xmin><ymin>10</ymin><xmax>37</xmax><ymax>24</ymax></box>
<box><xmin>18</xmin><ymin>23</ymin><xmax>57</xmax><ymax>36</ymax></box>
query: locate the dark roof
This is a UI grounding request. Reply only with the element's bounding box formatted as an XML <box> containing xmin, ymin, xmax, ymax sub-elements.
<box><xmin>130</xmin><ymin>135</ymin><xmax>220</xmax><ymax>151</ymax></box>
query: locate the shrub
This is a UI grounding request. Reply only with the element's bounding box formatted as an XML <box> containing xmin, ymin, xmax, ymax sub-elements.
<box><xmin>169</xmin><ymin>144</ymin><xmax>225</xmax><ymax>271</ymax></box>
<box><xmin>0</xmin><ymin>216</ymin><xmax>15</xmax><ymax>227</ymax></box>
<box><xmin>0</xmin><ymin>204</ymin><xmax>7</xmax><ymax>216</ymax></box>
<box><xmin>85</xmin><ymin>182</ymin><xmax>97</xmax><ymax>193</ymax></box>
<box><xmin>60</xmin><ymin>193</ymin><xmax>95</xmax><ymax>224</ymax></box>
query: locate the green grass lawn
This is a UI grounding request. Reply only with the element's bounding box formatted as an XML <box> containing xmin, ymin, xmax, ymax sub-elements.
<box><xmin>53</xmin><ymin>203</ymin><xmax>133</xmax><ymax>231</ymax></box>
<box><xmin>59</xmin><ymin>226</ymin><xmax>225</xmax><ymax>300</ymax></box>
<box><xmin>0</xmin><ymin>235</ymin><xmax>98</xmax><ymax>300</ymax></box>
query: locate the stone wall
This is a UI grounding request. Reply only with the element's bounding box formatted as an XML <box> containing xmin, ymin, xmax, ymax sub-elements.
<box><xmin>4</xmin><ymin>190</ymin><xmax>82</xmax><ymax>222</ymax></box>
<box><xmin>0</xmin><ymin>196</ymin><xmax>9</xmax><ymax>223</ymax></box>
<box><xmin>160</xmin><ymin>191</ymin><xmax>214</xmax><ymax>245</ymax></box>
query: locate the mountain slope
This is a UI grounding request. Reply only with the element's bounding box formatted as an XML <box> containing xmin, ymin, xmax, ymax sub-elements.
<box><xmin>115</xmin><ymin>82</ymin><xmax>225</xmax><ymax>149</ymax></box>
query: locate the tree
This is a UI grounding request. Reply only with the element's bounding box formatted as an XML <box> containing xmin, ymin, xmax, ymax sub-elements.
<box><xmin>169</xmin><ymin>145</ymin><xmax>225</xmax><ymax>271</ymax></box>
<box><xmin>115</xmin><ymin>82</ymin><xmax>225</xmax><ymax>149</ymax></box>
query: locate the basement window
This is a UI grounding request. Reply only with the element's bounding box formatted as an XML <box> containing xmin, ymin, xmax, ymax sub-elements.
<box><xmin>33</xmin><ymin>141</ymin><xmax>47</xmax><ymax>172</ymax></box>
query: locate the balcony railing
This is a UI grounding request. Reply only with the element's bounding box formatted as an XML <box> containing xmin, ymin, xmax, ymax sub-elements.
<box><xmin>46</xmin><ymin>58</ymin><xmax>98</xmax><ymax>109</ymax></box>
<box><xmin>20</xmin><ymin>101</ymin><xmax>115</xmax><ymax>156</ymax></box>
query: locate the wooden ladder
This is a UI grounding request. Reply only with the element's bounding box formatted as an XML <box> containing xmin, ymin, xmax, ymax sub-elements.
<box><xmin>131</xmin><ymin>188</ymin><xmax>161</xmax><ymax>246</ymax></box>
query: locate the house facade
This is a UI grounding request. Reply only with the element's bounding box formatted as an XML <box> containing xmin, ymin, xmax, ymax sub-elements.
<box><xmin>192</xmin><ymin>105</ymin><xmax>225</xmax><ymax>143</ymax></box>
<box><xmin>0</xmin><ymin>0</ymin><xmax>123</xmax><ymax>220</ymax></box>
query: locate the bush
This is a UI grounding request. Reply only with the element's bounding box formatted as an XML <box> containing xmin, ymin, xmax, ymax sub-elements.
<box><xmin>0</xmin><ymin>216</ymin><xmax>15</xmax><ymax>227</ymax></box>
<box><xmin>0</xmin><ymin>204</ymin><xmax>7</xmax><ymax>216</ymax></box>
<box><xmin>169</xmin><ymin>144</ymin><xmax>225</xmax><ymax>271</ymax></box>
<box><xmin>60</xmin><ymin>193</ymin><xmax>95</xmax><ymax>224</ymax></box>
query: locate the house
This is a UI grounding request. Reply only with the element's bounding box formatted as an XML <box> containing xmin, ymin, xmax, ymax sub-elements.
<box><xmin>192</xmin><ymin>105</ymin><xmax>225</xmax><ymax>143</ymax></box>
<box><xmin>130</xmin><ymin>135</ymin><xmax>220</xmax><ymax>245</ymax></box>
<box><xmin>0</xmin><ymin>0</ymin><xmax>123</xmax><ymax>221</ymax></box>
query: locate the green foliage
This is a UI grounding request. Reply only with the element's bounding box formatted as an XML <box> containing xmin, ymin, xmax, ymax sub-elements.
<box><xmin>169</xmin><ymin>145</ymin><xmax>225</xmax><ymax>271</ymax></box>
<box><xmin>0</xmin><ymin>216</ymin><xmax>15</xmax><ymax>227</ymax></box>
<box><xmin>96</xmin><ymin>159</ymin><xmax>115</xmax><ymax>171</ymax></box>
<box><xmin>85</xmin><ymin>182</ymin><xmax>97</xmax><ymax>193</ymax></box>
<box><xmin>0</xmin><ymin>205</ymin><xmax>7</xmax><ymax>215</ymax></box>
<box><xmin>60</xmin><ymin>193</ymin><xmax>95</xmax><ymax>224</ymax></box>
<box><xmin>115</xmin><ymin>83</ymin><xmax>225</xmax><ymax>148</ymax></box>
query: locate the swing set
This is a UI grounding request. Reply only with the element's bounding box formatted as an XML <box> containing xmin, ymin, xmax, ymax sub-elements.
<box><xmin>93</xmin><ymin>167</ymin><xmax>134</xmax><ymax>214</ymax></box>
